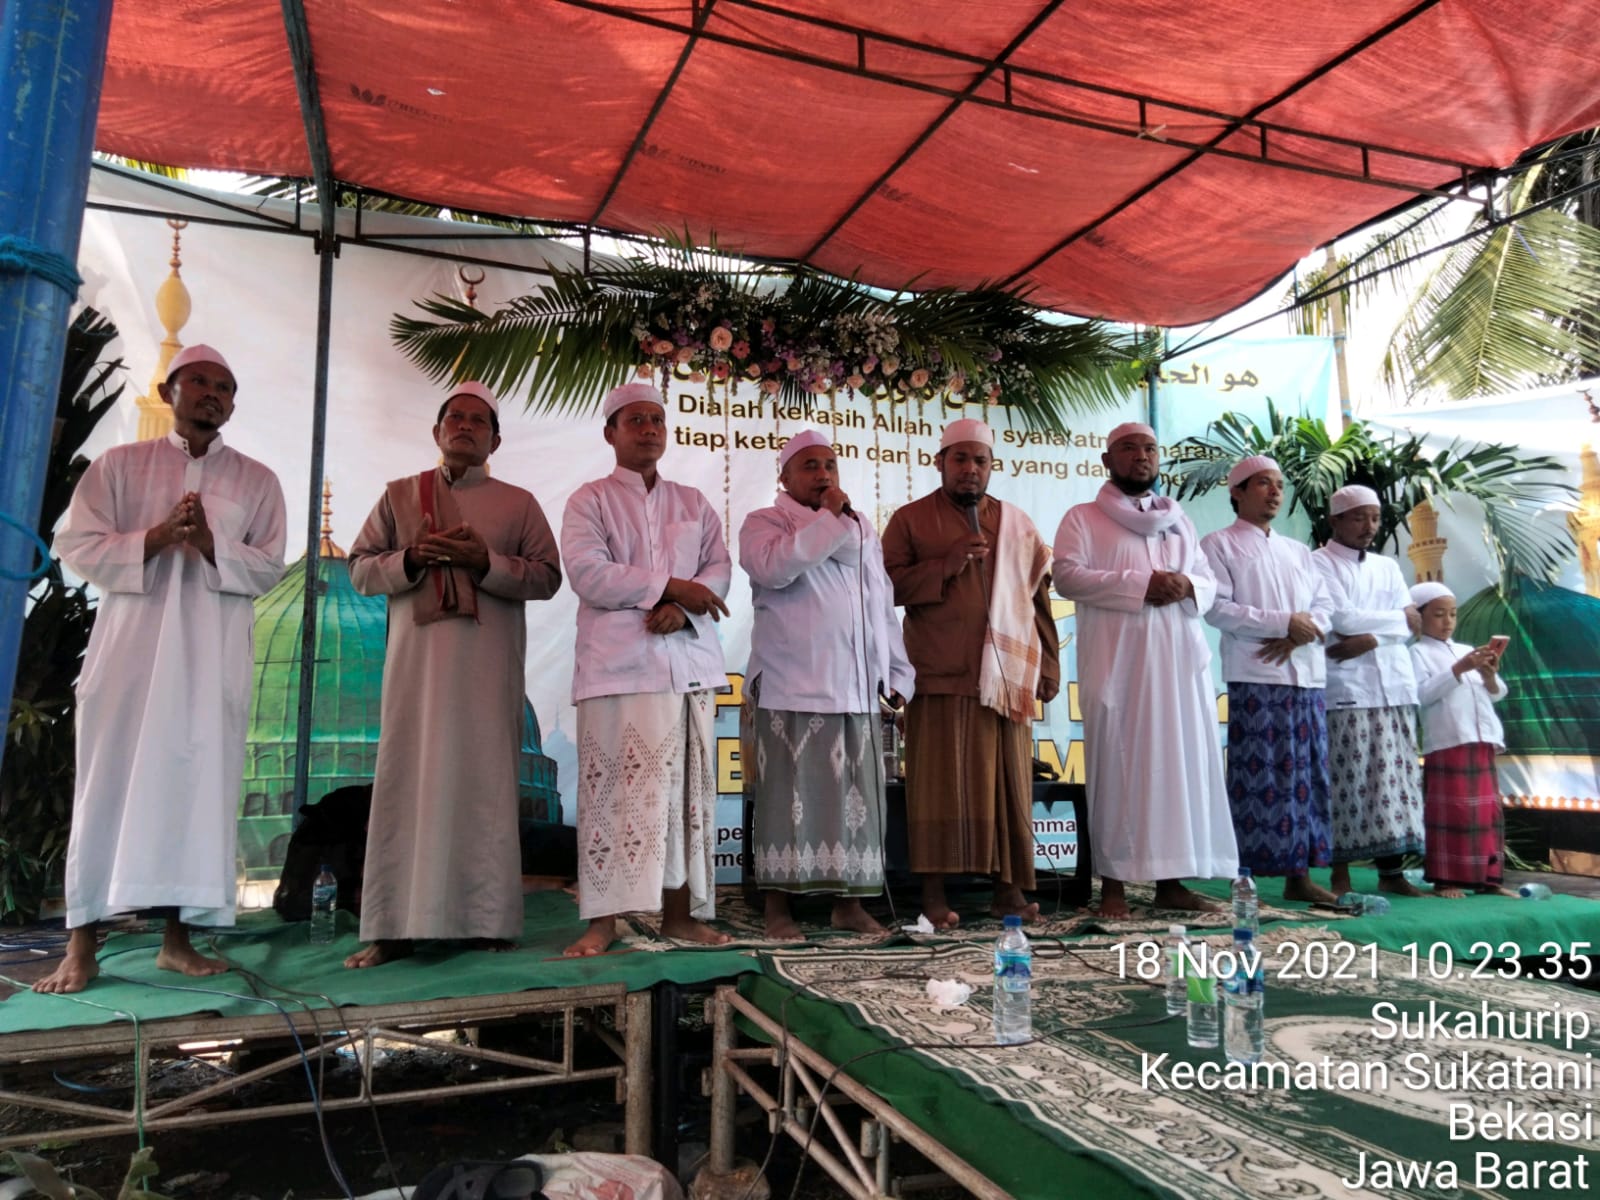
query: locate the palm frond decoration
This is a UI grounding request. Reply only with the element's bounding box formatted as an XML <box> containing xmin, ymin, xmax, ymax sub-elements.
<box><xmin>390</xmin><ymin>241</ymin><xmax>1154</xmax><ymax>429</ymax></box>
<box><xmin>1168</xmin><ymin>400</ymin><xmax>1575</xmax><ymax>581</ymax></box>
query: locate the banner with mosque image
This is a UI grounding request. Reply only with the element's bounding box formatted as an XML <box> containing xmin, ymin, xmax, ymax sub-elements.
<box><xmin>1367</xmin><ymin>382</ymin><xmax>1600</xmax><ymax>828</ymax></box>
<box><xmin>70</xmin><ymin>171</ymin><xmax>1346</xmax><ymax>896</ymax></box>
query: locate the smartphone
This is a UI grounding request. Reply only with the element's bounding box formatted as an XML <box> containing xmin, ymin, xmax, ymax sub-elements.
<box><xmin>1488</xmin><ymin>634</ymin><xmax>1510</xmax><ymax>655</ymax></box>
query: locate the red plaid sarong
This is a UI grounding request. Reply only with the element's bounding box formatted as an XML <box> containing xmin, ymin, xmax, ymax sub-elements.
<box><xmin>1422</xmin><ymin>742</ymin><xmax>1504</xmax><ymax>888</ymax></box>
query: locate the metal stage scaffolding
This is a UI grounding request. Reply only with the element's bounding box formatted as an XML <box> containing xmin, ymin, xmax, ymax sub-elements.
<box><xmin>0</xmin><ymin>983</ymin><xmax>653</xmax><ymax>1153</ymax></box>
<box><xmin>703</xmin><ymin>984</ymin><xmax>1011</xmax><ymax>1200</ymax></box>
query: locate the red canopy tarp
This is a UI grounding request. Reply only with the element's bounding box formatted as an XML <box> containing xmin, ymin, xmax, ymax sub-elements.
<box><xmin>93</xmin><ymin>1</ymin><xmax>1600</xmax><ymax>325</ymax></box>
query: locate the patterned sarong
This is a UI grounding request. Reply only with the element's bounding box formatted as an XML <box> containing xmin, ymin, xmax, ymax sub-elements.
<box><xmin>1327</xmin><ymin>705</ymin><xmax>1424</xmax><ymax>861</ymax></box>
<box><xmin>575</xmin><ymin>690</ymin><xmax>717</xmax><ymax>921</ymax></box>
<box><xmin>1422</xmin><ymin>741</ymin><xmax>1505</xmax><ymax>888</ymax></box>
<box><xmin>746</xmin><ymin>702</ymin><xmax>885</xmax><ymax>896</ymax></box>
<box><xmin>1225</xmin><ymin>683</ymin><xmax>1332</xmax><ymax>875</ymax></box>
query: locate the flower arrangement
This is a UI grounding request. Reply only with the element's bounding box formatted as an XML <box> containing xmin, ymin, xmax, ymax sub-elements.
<box><xmin>391</xmin><ymin>241</ymin><xmax>1153</xmax><ymax>428</ymax></box>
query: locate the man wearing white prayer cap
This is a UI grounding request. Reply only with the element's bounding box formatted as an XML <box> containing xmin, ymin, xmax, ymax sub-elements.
<box><xmin>1200</xmin><ymin>455</ymin><xmax>1339</xmax><ymax>904</ymax></box>
<box><xmin>1053</xmin><ymin>421</ymin><xmax>1237</xmax><ymax>919</ymax></box>
<box><xmin>1311</xmin><ymin>483</ymin><xmax>1426</xmax><ymax>899</ymax></box>
<box><xmin>739</xmin><ymin>429</ymin><xmax>914</xmax><ymax>938</ymax></box>
<box><xmin>881</xmin><ymin>418</ymin><xmax>1060</xmax><ymax>928</ymax></box>
<box><xmin>560</xmin><ymin>381</ymin><xmax>733</xmax><ymax>956</ymax></box>
<box><xmin>345</xmin><ymin>379</ymin><xmax>563</xmax><ymax>968</ymax></box>
<box><xmin>37</xmin><ymin>345</ymin><xmax>287</xmax><ymax>994</ymax></box>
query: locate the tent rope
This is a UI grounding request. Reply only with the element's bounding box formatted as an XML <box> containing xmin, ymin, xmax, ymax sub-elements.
<box><xmin>0</xmin><ymin>508</ymin><xmax>53</xmax><ymax>581</ymax></box>
<box><xmin>0</xmin><ymin>234</ymin><xmax>84</xmax><ymax>296</ymax></box>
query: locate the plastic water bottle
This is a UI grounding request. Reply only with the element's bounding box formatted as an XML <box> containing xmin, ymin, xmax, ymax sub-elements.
<box><xmin>1335</xmin><ymin>892</ymin><xmax>1390</xmax><ymax>916</ymax></box>
<box><xmin>1231</xmin><ymin>867</ymin><xmax>1259</xmax><ymax>938</ymax></box>
<box><xmin>993</xmin><ymin>915</ymin><xmax>1032</xmax><ymax>1045</ymax></box>
<box><xmin>1518</xmin><ymin>883</ymin><xmax>1553</xmax><ymax>900</ymax></box>
<box><xmin>1223</xmin><ymin>931</ymin><xmax>1265</xmax><ymax>1064</ymax></box>
<box><xmin>310</xmin><ymin>864</ymin><xmax>338</xmax><ymax>944</ymax></box>
<box><xmin>1164</xmin><ymin>924</ymin><xmax>1188</xmax><ymax>1017</ymax></box>
<box><xmin>1186</xmin><ymin>958</ymin><xmax>1219</xmax><ymax>1048</ymax></box>
<box><xmin>1402</xmin><ymin>868</ymin><xmax>1426</xmax><ymax>887</ymax></box>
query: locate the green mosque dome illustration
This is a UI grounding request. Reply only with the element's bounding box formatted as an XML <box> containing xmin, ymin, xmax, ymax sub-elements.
<box><xmin>237</xmin><ymin>485</ymin><xmax>559</xmax><ymax>879</ymax></box>
<box><xmin>1457</xmin><ymin>575</ymin><xmax>1600</xmax><ymax>756</ymax></box>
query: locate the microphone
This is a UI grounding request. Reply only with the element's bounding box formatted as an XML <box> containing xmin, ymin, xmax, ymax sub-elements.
<box><xmin>841</xmin><ymin>501</ymin><xmax>855</xmax><ymax>518</ymax></box>
<box><xmin>960</xmin><ymin>496</ymin><xmax>981</xmax><ymax>535</ymax></box>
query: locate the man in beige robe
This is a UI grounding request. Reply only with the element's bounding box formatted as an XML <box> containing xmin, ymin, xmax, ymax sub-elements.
<box><xmin>345</xmin><ymin>382</ymin><xmax>562</xmax><ymax>967</ymax></box>
<box><xmin>881</xmin><ymin>418</ymin><xmax>1060</xmax><ymax>927</ymax></box>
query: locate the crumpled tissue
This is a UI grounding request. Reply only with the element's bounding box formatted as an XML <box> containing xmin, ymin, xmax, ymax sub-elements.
<box><xmin>901</xmin><ymin>914</ymin><xmax>936</xmax><ymax>934</ymax></box>
<box><xmin>925</xmin><ymin>978</ymin><xmax>973</xmax><ymax>1010</ymax></box>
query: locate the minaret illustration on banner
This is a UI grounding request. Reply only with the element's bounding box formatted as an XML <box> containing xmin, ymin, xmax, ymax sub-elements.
<box><xmin>135</xmin><ymin>219</ymin><xmax>191</xmax><ymax>442</ymax></box>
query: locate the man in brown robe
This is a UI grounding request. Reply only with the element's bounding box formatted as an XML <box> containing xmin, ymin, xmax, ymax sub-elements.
<box><xmin>345</xmin><ymin>382</ymin><xmax>562</xmax><ymax>967</ymax></box>
<box><xmin>881</xmin><ymin>418</ymin><xmax>1060</xmax><ymax>927</ymax></box>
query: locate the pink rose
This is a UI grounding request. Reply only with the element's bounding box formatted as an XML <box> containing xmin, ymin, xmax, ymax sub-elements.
<box><xmin>745</xmin><ymin>364</ymin><xmax>762</xmax><ymax>379</ymax></box>
<box><xmin>709</xmin><ymin>326</ymin><xmax>734</xmax><ymax>351</ymax></box>
<box><xmin>810</xmin><ymin>379</ymin><xmax>830</xmax><ymax>393</ymax></box>
<box><xmin>652</xmin><ymin>339</ymin><xmax>675</xmax><ymax>356</ymax></box>
<box><xmin>785</xmin><ymin>356</ymin><xmax>802</xmax><ymax>372</ymax></box>
<box><xmin>909</xmin><ymin>368</ymin><xmax>930</xmax><ymax>388</ymax></box>
<box><xmin>688</xmin><ymin>371</ymin><xmax>706</xmax><ymax>383</ymax></box>
<box><xmin>760</xmin><ymin>379</ymin><xmax>780</xmax><ymax>395</ymax></box>
<box><xmin>862</xmin><ymin>355</ymin><xmax>879</xmax><ymax>372</ymax></box>
<box><xmin>846</xmin><ymin>374</ymin><xmax>865</xmax><ymax>389</ymax></box>
<box><xmin>635</xmin><ymin>364</ymin><xmax>654</xmax><ymax>379</ymax></box>
<box><xmin>949</xmin><ymin>374</ymin><xmax>966</xmax><ymax>393</ymax></box>
<box><xmin>881</xmin><ymin>355</ymin><xmax>900</xmax><ymax>375</ymax></box>
<box><xmin>675</xmin><ymin>346</ymin><xmax>695</xmax><ymax>364</ymax></box>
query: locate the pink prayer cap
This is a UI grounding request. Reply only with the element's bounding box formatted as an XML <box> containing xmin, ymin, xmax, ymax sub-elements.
<box><xmin>1227</xmin><ymin>454</ymin><xmax>1281</xmax><ymax>488</ymax></box>
<box><xmin>1107</xmin><ymin>421</ymin><xmax>1156</xmax><ymax>445</ymax></box>
<box><xmin>939</xmin><ymin>418</ymin><xmax>994</xmax><ymax>449</ymax></box>
<box><xmin>779</xmin><ymin>428</ymin><xmax>834</xmax><ymax>469</ymax></box>
<box><xmin>1410</xmin><ymin>581</ymin><xmax>1454</xmax><ymax>609</ymax></box>
<box><xmin>602</xmin><ymin>381</ymin><xmax>665</xmax><ymax>421</ymax></box>
<box><xmin>165</xmin><ymin>343</ymin><xmax>233</xmax><ymax>383</ymax></box>
<box><xmin>1329</xmin><ymin>484</ymin><xmax>1381</xmax><ymax>516</ymax></box>
<box><xmin>446</xmin><ymin>381</ymin><xmax>499</xmax><ymax>415</ymax></box>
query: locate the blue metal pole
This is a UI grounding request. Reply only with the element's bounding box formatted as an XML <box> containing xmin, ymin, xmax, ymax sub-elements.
<box><xmin>0</xmin><ymin>1</ymin><xmax>115</xmax><ymax>778</ymax></box>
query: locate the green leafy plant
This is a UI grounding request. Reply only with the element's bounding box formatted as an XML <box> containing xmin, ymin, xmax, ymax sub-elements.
<box><xmin>390</xmin><ymin>239</ymin><xmax>1153</xmax><ymax>430</ymax></box>
<box><xmin>0</xmin><ymin>309</ymin><xmax>125</xmax><ymax>922</ymax></box>
<box><xmin>1168</xmin><ymin>400</ymin><xmax>1574</xmax><ymax>581</ymax></box>
<box><xmin>2</xmin><ymin>1147</ymin><xmax>170</xmax><ymax>1199</ymax></box>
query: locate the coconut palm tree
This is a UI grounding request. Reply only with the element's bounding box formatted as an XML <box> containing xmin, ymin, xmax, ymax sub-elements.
<box><xmin>1288</xmin><ymin>131</ymin><xmax>1600</xmax><ymax>402</ymax></box>
<box><xmin>1168</xmin><ymin>400</ymin><xmax>1574</xmax><ymax>583</ymax></box>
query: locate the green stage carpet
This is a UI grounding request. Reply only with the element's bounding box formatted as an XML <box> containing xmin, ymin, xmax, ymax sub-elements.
<box><xmin>749</xmin><ymin>927</ymin><xmax>1600</xmax><ymax>1200</ymax></box>
<box><xmin>0</xmin><ymin>890</ymin><xmax>759</xmax><ymax>1033</ymax></box>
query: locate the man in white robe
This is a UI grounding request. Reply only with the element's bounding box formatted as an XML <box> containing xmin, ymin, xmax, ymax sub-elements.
<box><xmin>1311</xmin><ymin>484</ymin><xmax>1424</xmax><ymax>897</ymax></box>
<box><xmin>561</xmin><ymin>382</ymin><xmax>734</xmax><ymax>957</ymax></box>
<box><xmin>36</xmin><ymin>345</ymin><xmax>286</xmax><ymax>994</ymax></box>
<box><xmin>345</xmin><ymin>382</ymin><xmax>561</xmax><ymax>968</ymax></box>
<box><xmin>739</xmin><ymin>428</ymin><xmax>914</xmax><ymax>939</ymax></box>
<box><xmin>1052</xmin><ymin>423</ymin><xmax>1237</xmax><ymax>918</ymax></box>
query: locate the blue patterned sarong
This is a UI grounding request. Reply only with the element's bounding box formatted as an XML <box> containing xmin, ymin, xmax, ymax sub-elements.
<box><xmin>1225</xmin><ymin>683</ymin><xmax>1332</xmax><ymax>875</ymax></box>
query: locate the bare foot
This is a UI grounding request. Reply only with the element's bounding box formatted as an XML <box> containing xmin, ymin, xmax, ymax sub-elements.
<box><xmin>464</xmin><ymin>938</ymin><xmax>516</xmax><ymax>952</ymax></box>
<box><xmin>1377</xmin><ymin>876</ymin><xmax>1425</xmax><ymax>898</ymax></box>
<box><xmin>1282</xmin><ymin>876</ymin><xmax>1338</xmax><ymax>905</ymax></box>
<box><xmin>990</xmin><ymin>886</ymin><xmax>1041</xmax><ymax>923</ymax></box>
<box><xmin>1433</xmin><ymin>885</ymin><xmax>1465</xmax><ymax>899</ymax></box>
<box><xmin>1095</xmin><ymin>878</ymin><xmax>1132</xmax><ymax>920</ymax></box>
<box><xmin>155</xmin><ymin>942</ymin><xmax>230</xmax><ymax>978</ymax></box>
<box><xmin>830</xmin><ymin>899</ymin><xmax>886</xmax><ymax>936</ymax></box>
<box><xmin>660</xmin><ymin>916</ymin><xmax>733</xmax><ymax>946</ymax></box>
<box><xmin>344</xmin><ymin>939</ymin><xmax>415</xmax><ymax>969</ymax></box>
<box><xmin>563</xmin><ymin>918</ymin><xmax>617</xmax><ymax>958</ymax></box>
<box><xmin>920</xmin><ymin>907</ymin><xmax>961</xmax><ymax>930</ymax></box>
<box><xmin>1153</xmin><ymin>882</ymin><xmax>1226</xmax><ymax>912</ymax></box>
<box><xmin>156</xmin><ymin>924</ymin><xmax>229</xmax><ymax>978</ymax></box>
<box><xmin>1329</xmin><ymin>866</ymin><xmax>1354</xmax><ymax>896</ymax></box>
<box><xmin>763</xmin><ymin>893</ymin><xmax>805</xmax><ymax>941</ymax></box>
<box><xmin>33</xmin><ymin>928</ymin><xmax>100</xmax><ymax>994</ymax></box>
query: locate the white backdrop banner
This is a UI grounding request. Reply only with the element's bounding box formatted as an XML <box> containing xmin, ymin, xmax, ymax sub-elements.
<box><xmin>73</xmin><ymin>171</ymin><xmax>1339</xmax><ymax>881</ymax></box>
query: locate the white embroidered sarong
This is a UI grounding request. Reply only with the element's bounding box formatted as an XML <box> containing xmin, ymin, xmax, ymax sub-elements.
<box><xmin>575</xmin><ymin>690</ymin><xmax>717</xmax><ymax>921</ymax></box>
